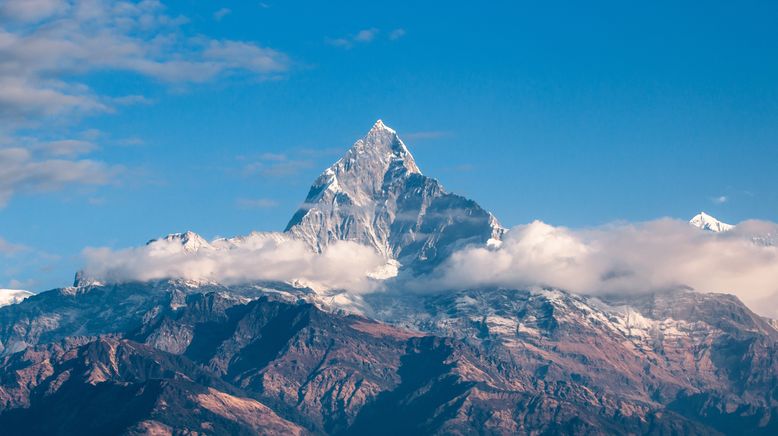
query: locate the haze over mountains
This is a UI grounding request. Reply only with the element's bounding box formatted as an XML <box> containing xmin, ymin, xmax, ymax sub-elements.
<box><xmin>1</xmin><ymin>121</ymin><xmax>777</xmax><ymax>435</ymax></box>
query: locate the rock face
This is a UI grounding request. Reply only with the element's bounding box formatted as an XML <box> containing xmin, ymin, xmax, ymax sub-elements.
<box><xmin>285</xmin><ymin>120</ymin><xmax>503</xmax><ymax>272</ymax></box>
<box><xmin>0</xmin><ymin>284</ymin><xmax>776</xmax><ymax>435</ymax></box>
<box><xmin>0</xmin><ymin>335</ymin><xmax>305</xmax><ymax>435</ymax></box>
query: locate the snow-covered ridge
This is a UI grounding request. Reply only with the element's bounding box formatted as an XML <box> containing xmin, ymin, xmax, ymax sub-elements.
<box><xmin>0</xmin><ymin>289</ymin><xmax>33</xmax><ymax>307</ymax></box>
<box><xmin>689</xmin><ymin>212</ymin><xmax>733</xmax><ymax>232</ymax></box>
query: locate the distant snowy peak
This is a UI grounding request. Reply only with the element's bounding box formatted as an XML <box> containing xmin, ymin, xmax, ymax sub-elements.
<box><xmin>151</xmin><ymin>231</ymin><xmax>214</xmax><ymax>253</ymax></box>
<box><xmin>690</xmin><ymin>212</ymin><xmax>734</xmax><ymax>232</ymax></box>
<box><xmin>0</xmin><ymin>289</ymin><xmax>33</xmax><ymax>307</ymax></box>
<box><xmin>285</xmin><ymin>120</ymin><xmax>504</xmax><ymax>271</ymax></box>
<box><xmin>149</xmin><ymin>230</ymin><xmax>295</xmax><ymax>254</ymax></box>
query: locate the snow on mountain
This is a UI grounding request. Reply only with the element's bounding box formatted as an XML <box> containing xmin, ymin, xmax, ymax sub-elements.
<box><xmin>689</xmin><ymin>211</ymin><xmax>734</xmax><ymax>232</ymax></box>
<box><xmin>151</xmin><ymin>231</ymin><xmax>214</xmax><ymax>253</ymax></box>
<box><xmin>285</xmin><ymin>120</ymin><xmax>505</xmax><ymax>273</ymax></box>
<box><xmin>0</xmin><ymin>289</ymin><xmax>33</xmax><ymax>307</ymax></box>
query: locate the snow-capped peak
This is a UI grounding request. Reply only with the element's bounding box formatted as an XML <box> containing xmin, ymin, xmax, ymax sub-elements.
<box><xmin>150</xmin><ymin>231</ymin><xmax>213</xmax><ymax>253</ymax></box>
<box><xmin>349</xmin><ymin>119</ymin><xmax>421</xmax><ymax>177</ymax></box>
<box><xmin>690</xmin><ymin>212</ymin><xmax>734</xmax><ymax>232</ymax></box>
<box><xmin>370</xmin><ymin>119</ymin><xmax>395</xmax><ymax>134</ymax></box>
<box><xmin>285</xmin><ymin>120</ymin><xmax>504</xmax><ymax>270</ymax></box>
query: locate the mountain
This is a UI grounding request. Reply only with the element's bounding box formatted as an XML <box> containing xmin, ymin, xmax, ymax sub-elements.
<box><xmin>285</xmin><ymin>120</ymin><xmax>504</xmax><ymax>273</ymax></box>
<box><xmin>1</xmin><ymin>121</ymin><xmax>777</xmax><ymax>434</ymax></box>
<box><xmin>0</xmin><ymin>284</ymin><xmax>775</xmax><ymax>435</ymax></box>
<box><xmin>690</xmin><ymin>211</ymin><xmax>734</xmax><ymax>232</ymax></box>
<box><xmin>0</xmin><ymin>289</ymin><xmax>32</xmax><ymax>308</ymax></box>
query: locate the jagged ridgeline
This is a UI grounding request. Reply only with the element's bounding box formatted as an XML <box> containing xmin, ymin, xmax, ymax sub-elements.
<box><xmin>0</xmin><ymin>122</ymin><xmax>777</xmax><ymax>435</ymax></box>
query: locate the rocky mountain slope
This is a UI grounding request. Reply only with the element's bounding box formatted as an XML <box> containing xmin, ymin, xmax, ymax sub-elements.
<box><xmin>5</xmin><ymin>286</ymin><xmax>774</xmax><ymax>435</ymax></box>
<box><xmin>0</xmin><ymin>281</ymin><xmax>776</xmax><ymax>434</ymax></box>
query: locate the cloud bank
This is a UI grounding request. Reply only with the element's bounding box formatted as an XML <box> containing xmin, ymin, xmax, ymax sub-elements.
<box><xmin>420</xmin><ymin>219</ymin><xmax>778</xmax><ymax>317</ymax></box>
<box><xmin>82</xmin><ymin>233</ymin><xmax>385</xmax><ymax>292</ymax></box>
<box><xmin>80</xmin><ymin>218</ymin><xmax>778</xmax><ymax>318</ymax></box>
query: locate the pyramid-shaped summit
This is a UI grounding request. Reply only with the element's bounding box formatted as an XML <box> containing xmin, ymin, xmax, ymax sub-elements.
<box><xmin>285</xmin><ymin>120</ymin><xmax>504</xmax><ymax>272</ymax></box>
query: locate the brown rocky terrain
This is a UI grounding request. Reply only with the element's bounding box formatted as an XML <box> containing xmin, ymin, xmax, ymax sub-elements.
<box><xmin>0</xmin><ymin>285</ymin><xmax>775</xmax><ymax>435</ymax></box>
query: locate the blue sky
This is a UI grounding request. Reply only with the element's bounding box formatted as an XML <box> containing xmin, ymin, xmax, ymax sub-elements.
<box><xmin>1</xmin><ymin>0</ymin><xmax>777</xmax><ymax>291</ymax></box>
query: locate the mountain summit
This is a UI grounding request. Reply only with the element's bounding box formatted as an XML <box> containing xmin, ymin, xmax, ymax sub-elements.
<box><xmin>690</xmin><ymin>211</ymin><xmax>734</xmax><ymax>232</ymax></box>
<box><xmin>285</xmin><ymin>120</ymin><xmax>503</xmax><ymax>272</ymax></box>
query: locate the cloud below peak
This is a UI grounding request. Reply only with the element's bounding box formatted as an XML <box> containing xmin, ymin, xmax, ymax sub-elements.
<box><xmin>82</xmin><ymin>233</ymin><xmax>386</xmax><ymax>292</ymax></box>
<box><xmin>417</xmin><ymin>218</ymin><xmax>778</xmax><ymax>317</ymax></box>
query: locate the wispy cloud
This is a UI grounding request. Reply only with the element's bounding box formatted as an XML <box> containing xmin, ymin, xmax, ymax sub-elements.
<box><xmin>236</xmin><ymin>198</ymin><xmax>279</xmax><ymax>209</ymax></box>
<box><xmin>213</xmin><ymin>7</ymin><xmax>231</xmax><ymax>21</ymax></box>
<box><xmin>402</xmin><ymin>130</ymin><xmax>452</xmax><ymax>141</ymax></box>
<box><xmin>0</xmin><ymin>146</ymin><xmax>120</xmax><ymax>207</ymax></box>
<box><xmin>242</xmin><ymin>152</ymin><xmax>315</xmax><ymax>178</ymax></box>
<box><xmin>711</xmin><ymin>195</ymin><xmax>728</xmax><ymax>204</ymax></box>
<box><xmin>0</xmin><ymin>237</ymin><xmax>27</xmax><ymax>255</ymax></box>
<box><xmin>0</xmin><ymin>0</ymin><xmax>292</xmax><ymax>205</ymax></box>
<box><xmin>326</xmin><ymin>27</ymin><xmax>388</xmax><ymax>48</ymax></box>
<box><xmin>354</xmin><ymin>28</ymin><xmax>379</xmax><ymax>42</ymax></box>
<box><xmin>389</xmin><ymin>28</ymin><xmax>406</xmax><ymax>40</ymax></box>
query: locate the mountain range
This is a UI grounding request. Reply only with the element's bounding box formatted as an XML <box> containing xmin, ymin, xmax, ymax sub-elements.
<box><xmin>0</xmin><ymin>122</ymin><xmax>776</xmax><ymax>435</ymax></box>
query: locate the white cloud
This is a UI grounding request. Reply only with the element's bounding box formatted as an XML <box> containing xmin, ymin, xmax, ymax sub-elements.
<box><xmin>0</xmin><ymin>0</ymin><xmax>291</xmax><ymax>124</ymax></box>
<box><xmin>0</xmin><ymin>0</ymin><xmax>291</xmax><ymax>203</ymax></box>
<box><xmin>0</xmin><ymin>146</ymin><xmax>119</xmax><ymax>206</ymax></box>
<box><xmin>77</xmin><ymin>214</ymin><xmax>778</xmax><ymax>317</ymax></box>
<box><xmin>82</xmin><ymin>234</ymin><xmax>385</xmax><ymax>292</ymax></box>
<box><xmin>712</xmin><ymin>195</ymin><xmax>728</xmax><ymax>204</ymax></box>
<box><xmin>418</xmin><ymin>219</ymin><xmax>778</xmax><ymax>318</ymax></box>
<box><xmin>0</xmin><ymin>0</ymin><xmax>67</xmax><ymax>23</ymax></box>
<box><xmin>0</xmin><ymin>77</ymin><xmax>107</xmax><ymax>121</ymax></box>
